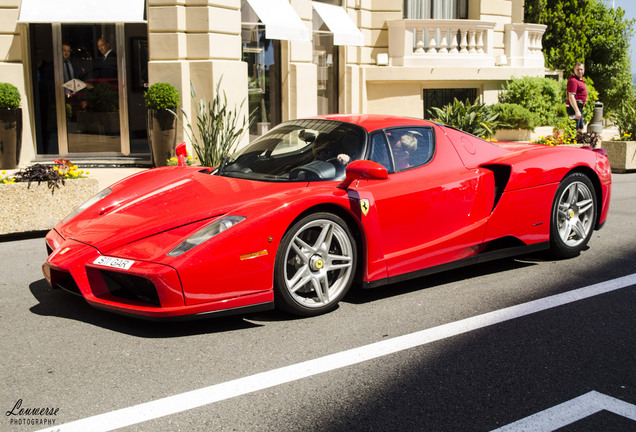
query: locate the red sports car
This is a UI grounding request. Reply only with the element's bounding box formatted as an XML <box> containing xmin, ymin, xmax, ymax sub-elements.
<box><xmin>43</xmin><ymin>115</ymin><xmax>611</xmax><ymax>319</ymax></box>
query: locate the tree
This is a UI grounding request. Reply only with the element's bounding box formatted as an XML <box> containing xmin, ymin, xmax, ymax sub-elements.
<box><xmin>525</xmin><ymin>0</ymin><xmax>635</xmax><ymax>112</ymax></box>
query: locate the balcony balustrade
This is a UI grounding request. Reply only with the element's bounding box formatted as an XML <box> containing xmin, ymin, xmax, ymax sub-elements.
<box><xmin>387</xmin><ymin>19</ymin><xmax>546</xmax><ymax>69</ymax></box>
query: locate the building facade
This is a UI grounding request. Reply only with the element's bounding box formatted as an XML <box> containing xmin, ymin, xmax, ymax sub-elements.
<box><xmin>0</xmin><ymin>0</ymin><xmax>545</xmax><ymax>167</ymax></box>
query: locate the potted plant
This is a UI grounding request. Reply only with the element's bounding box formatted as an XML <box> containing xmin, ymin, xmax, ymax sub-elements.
<box><xmin>0</xmin><ymin>159</ymin><xmax>99</xmax><ymax>235</ymax></box>
<box><xmin>180</xmin><ymin>80</ymin><xmax>248</xmax><ymax>167</ymax></box>
<box><xmin>603</xmin><ymin>101</ymin><xmax>636</xmax><ymax>172</ymax></box>
<box><xmin>145</xmin><ymin>82</ymin><xmax>180</xmax><ymax>167</ymax></box>
<box><xmin>491</xmin><ymin>103</ymin><xmax>539</xmax><ymax>141</ymax></box>
<box><xmin>0</xmin><ymin>83</ymin><xmax>22</xmax><ymax>169</ymax></box>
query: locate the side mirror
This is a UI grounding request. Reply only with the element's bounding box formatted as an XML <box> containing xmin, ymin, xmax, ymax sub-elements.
<box><xmin>338</xmin><ymin>160</ymin><xmax>388</xmax><ymax>189</ymax></box>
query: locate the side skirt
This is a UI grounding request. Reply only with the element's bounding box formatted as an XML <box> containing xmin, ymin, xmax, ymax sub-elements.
<box><xmin>362</xmin><ymin>241</ymin><xmax>550</xmax><ymax>289</ymax></box>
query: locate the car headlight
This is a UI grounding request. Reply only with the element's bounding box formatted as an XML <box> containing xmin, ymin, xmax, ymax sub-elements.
<box><xmin>167</xmin><ymin>215</ymin><xmax>246</xmax><ymax>257</ymax></box>
<box><xmin>62</xmin><ymin>188</ymin><xmax>112</xmax><ymax>223</ymax></box>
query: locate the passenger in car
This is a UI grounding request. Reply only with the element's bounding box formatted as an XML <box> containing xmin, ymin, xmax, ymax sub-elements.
<box><xmin>392</xmin><ymin>133</ymin><xmax>418</xmax><ymax>170</ymax></box>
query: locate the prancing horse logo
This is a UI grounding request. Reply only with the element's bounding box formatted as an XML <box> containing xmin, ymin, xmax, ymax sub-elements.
<box><xmin>360</xmin><ymin>199</ymin><xmax>370</xmax><ymax>216</ymax></box>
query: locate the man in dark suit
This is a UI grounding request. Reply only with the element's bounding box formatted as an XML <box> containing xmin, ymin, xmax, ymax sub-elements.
<box><xmin>94</xmin><ymin>37</ymin><xmax>117</xmax><ymax>80</ymax></box>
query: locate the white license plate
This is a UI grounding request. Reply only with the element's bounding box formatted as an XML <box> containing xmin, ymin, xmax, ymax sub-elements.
<box><xmin>93</xmin><ymin>256</ymin><xmax>135</xmax><ymax>270</ymax></box>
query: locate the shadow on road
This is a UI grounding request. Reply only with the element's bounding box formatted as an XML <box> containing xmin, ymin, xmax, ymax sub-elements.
<box><xmin>28</xmin><ymin>278</ymin><xmax>265</xmax><ymax>338</ymax></box>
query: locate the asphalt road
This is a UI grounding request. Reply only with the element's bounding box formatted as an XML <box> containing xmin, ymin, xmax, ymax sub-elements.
<box><xmin>1</xmin><ymin>173</ymin><xmax>635</xmax><ymax>432</ymax></box>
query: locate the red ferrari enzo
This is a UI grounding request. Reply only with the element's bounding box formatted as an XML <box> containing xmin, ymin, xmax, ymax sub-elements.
<box><xmin>43</xmin><ymin>115</ymin><xmax>611</xmax><ymax>319</ymax></box>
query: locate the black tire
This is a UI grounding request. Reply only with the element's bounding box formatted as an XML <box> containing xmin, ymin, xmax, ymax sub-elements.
<box><xmin>274</xmin><ymin>212</ymin><xmax>357</xmax><ymax>316</ymax></box>
<box><xmin>549</xmin><ymin>172</ymin><xmax>597</xmax><ymax>258</ymax></box>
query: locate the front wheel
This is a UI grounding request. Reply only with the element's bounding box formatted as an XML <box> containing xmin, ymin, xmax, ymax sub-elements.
<box><xmin>549</xmin><ymin>172</ymin><xmax>597</xmax><ymax>258</ymax></box>
<box><xmin>274</xmin><ymin>212</ymin><xmax>357</xmax><ymax>316</ymax></box>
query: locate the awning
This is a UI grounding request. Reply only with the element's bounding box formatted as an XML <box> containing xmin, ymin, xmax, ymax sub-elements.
<box><xmin>312</xmin><ymin>2</ymin><xmax>364</xmax><ymax>46</ymax></box>
<box><xmin>18</xmin><ymin>0</ymin><xmax>146</xmax><ymax>23</ymax></box>
<box><xmin>243</xmin><ymin>0</ymin><xmax>309</xmax><ymax>42</ymax></box>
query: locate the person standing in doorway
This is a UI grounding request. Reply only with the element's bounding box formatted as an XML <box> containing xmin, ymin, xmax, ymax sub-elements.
<box><xmin>566</xmin><ymin>62</ymin><xmax>588</xmax><ymax>134</ymax></box>
<box><xmin>62</xmin><ymin>43</ymin><xmax>74</xmax><ymax>85</ymax></box>
<box><xmin>94</xmin><ymin>37</ymin><xmax>117</xmax><ymax>81</ymax></box>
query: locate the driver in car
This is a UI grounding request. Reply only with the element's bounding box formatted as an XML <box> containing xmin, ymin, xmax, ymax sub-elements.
<box><xmin>312</xmin><ymin>134</ymin><xmax>351</xmax><ymax>166</ymax></box>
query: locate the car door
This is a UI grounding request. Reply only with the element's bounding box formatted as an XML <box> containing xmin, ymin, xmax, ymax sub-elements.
<box><xmin>357</xmin><ymin>126</ymin><xmax>495</xmax><ymax>278</ymax></box>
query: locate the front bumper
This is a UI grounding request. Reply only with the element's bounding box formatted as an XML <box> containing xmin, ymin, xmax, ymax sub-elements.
<box><xmin>43</xmin><ymin>230</ymin><xmax>273</xmax><ymax>319</ymax></box>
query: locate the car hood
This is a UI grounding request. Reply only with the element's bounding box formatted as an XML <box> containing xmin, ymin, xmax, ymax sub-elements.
<box><xmin>62</xmin><ymin>168</ymin><xmax>300</xmax><ymax>252</ymax></box>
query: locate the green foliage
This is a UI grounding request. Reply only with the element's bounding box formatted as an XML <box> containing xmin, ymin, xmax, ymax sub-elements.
<box><xmin>555</xmin><ymin>115</ymin><xmax>578</xmax><ymax>141</ymax></box>
<box><xmin>180</xmin><ymin>80</ymin><xmax>249</xmax><ymax>167</ymax></box>
<box><xmin>498</xmin><ymin>76</ymin><xmax>599</xmax><ymax>130</ymax></box>
<box><xmin>82</xmin><ymin>84</ymin><xmax>118</xmax><ymax>112</ymax></box>
<box><xmin>608</xmin><ymin>97</ymin><xmax>636</xmax><ymax>140</ymax></box>
<box><xmin>525</xmin><ymin>0</ymin><xmax>635</xmax><ymax>112</ymax></box>
<box><xmin>489</xmin><ymin>103</ymin><xmax>540</xmax><ymax>130</ymax></box>
<box><xmin>498</xmin><ymin>76</ymin><xmax>562</xmax><ymax>125</ymax></box>
<box><xmin>0</xmin><ymin>83</ymin><xmax>21</xmax><ymax>109</ymax></box>
<box><xmin>144</xmin><ymin>82</ymin><xmax>180</xmax><ymax>110</ymax></box>
<box><xmin>585</xmin><ymin>2</ymin><xmax>636</xmax><ymax>112</ymax></box>
<box><xmin>428</xmin><ymin>98</ymin><xmax>506</xmax><ymax>138</ymax></box>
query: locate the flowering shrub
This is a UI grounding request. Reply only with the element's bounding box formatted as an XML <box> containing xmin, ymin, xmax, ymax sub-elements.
<box><xmin>531</xmin><ymin>130</ymin><xmax>576</xmax><ymax>146</ymax></box>
<box><xmin>1</xmin><ymin>170</ymin><xmax>15</xmax><ymax>184</ymax></box>
<box><xmin>53</xmin><ymin>159</ymin><xmax>89</xmax><ymax>179</ymax></box>
<box><xmin>166</xmin><ymin>152</ymin><xmax>197</xmax><ymax>166</ymax></box>
<box><xmin>613</xmin><ymin>132</ymin><xmax>633</xmax><ymax>141</ymax></box>
<box><xmin>1</xmin><ymin>160</ymin><xmax>89</xmax><ymax>193</ymax></box>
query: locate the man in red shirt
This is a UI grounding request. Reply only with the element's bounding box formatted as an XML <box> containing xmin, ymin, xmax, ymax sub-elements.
<box><xmin>566</xmin><ymin>62</ymin><xmax>588</xmax><ymax>133</ymax></box>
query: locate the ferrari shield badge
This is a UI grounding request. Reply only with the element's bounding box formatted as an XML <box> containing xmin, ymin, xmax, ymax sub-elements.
<box><xmin>360</xmin><ymin>199</ymin><xmax>370</xmax><ymax>216</ymax></box>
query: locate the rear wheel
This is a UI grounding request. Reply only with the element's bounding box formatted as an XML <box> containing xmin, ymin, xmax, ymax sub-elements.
<box><xmin>274</xmin><ymin>212</ymin><xmax>356</xmax><ymax>316</ymax></box>
<box><xmin>549</xmin><ymin>172</ymin><xmax>597</xmax><ymax>258</ymax></box>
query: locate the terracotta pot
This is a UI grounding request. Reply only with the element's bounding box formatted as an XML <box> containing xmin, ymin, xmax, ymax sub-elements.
<box><xmin>148</xmin><ymin>109</ymin><xmax>177</xmax><ymax>167</ymax></box>
<box><xmin>0</xmin><ymin>108</ymin><xmax>22</xmax><ymax>169</ymax></box>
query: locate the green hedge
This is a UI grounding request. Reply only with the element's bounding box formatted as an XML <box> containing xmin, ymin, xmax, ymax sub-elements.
<box><xmin>490</xmin><ymin>103</ymin><xmax>539</xmax><ymax>130</ymax></box>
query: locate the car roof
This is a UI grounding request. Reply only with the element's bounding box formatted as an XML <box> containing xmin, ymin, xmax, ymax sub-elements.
<box><xmin>310</xmin><ymin>114</ymin><xmax>437</xmax><ymax>132</ymax></box>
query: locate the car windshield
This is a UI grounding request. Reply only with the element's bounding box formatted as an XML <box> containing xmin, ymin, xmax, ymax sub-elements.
<box><xmin>217</xmin><ymin>119</ymin><xmax>366</xmax><ymax>182</ymax></box>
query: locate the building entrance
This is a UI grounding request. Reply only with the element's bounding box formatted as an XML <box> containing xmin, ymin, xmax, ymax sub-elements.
<box><xmin>29</xmin><ymin>23</ymin><xmax>149</xmax><ymax>159</ymax></box>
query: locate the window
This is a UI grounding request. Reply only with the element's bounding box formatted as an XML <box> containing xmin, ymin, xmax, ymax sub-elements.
<box><xmin>313</xmin><ymin>0</ymin><xmax>341</xmax><ymax>115</ymax></box>
<box><xmin>423</xmin><ymin>88</ymin><xmax>477</xmax><ymax>119</ymax></box>
<box><xmin>242</xmin><ymin>1</ymin><xmax>284</xmax><ymax>139</ymax></box>
<box><xmin>404</xmin><ymin>0</ymin><xmax>468</xmax><ymax>19</ymax></box>
<box><xmin>368</xmin><ymin>132</ymin><xmax>392</xmax><ymax>171</ymax></box>
<box><xmin>222</xmin><ymin>119</ymin><xmax>365</xmax><ymax>182</ymax></box>
<box><xmin>369</xmin><ymin>127</ymin><xmax>435</xmax><ymax>173</ymax></box>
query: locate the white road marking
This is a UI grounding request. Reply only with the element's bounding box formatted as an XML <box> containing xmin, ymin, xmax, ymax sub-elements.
<box><xmin>491</xmin><ymin>391</ymin><xmax>636</xmax><ymax>431</ymax></box>
<box><xmin>35</xmin><ymin>274</ymin><xmax>636</xmax><ymax>432</ymax></box>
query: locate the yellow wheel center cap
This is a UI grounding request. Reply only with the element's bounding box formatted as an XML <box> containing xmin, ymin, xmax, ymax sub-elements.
<box><xmin>310</xmin><ymin>255</ymin><xmax>324</xmax><ymax>271</ymax></box>
<box><xmin>568</xmin><ymin>209</ymin><xmax>575</xmax><ymax>218</ymax></box>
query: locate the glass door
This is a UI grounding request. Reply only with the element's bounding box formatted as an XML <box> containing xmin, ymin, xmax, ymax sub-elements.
<box><xmin>61</xmin><ymin>24</ymin><xmax>121</xmax><ymax>153</ymax></box>
<box><xmin>30</xmin><ymin>23</ymin><xmax>149</xmax><ymax>157</ymax></box>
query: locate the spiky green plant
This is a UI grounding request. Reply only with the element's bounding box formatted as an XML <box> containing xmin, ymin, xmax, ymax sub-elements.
<box><xmin>180</xmin><ymin>80</ymin><xmax>248</xmax><ymax>167</ymax></box>
<box><xmin>608</xmin><ymin>99</ymin><xmax>636</xmax><ymax>141</ymax></box>
<box><xmin>428</xmin><ymin>98</ymin><xmax>507</xmax><ymax>139</ymax></box>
